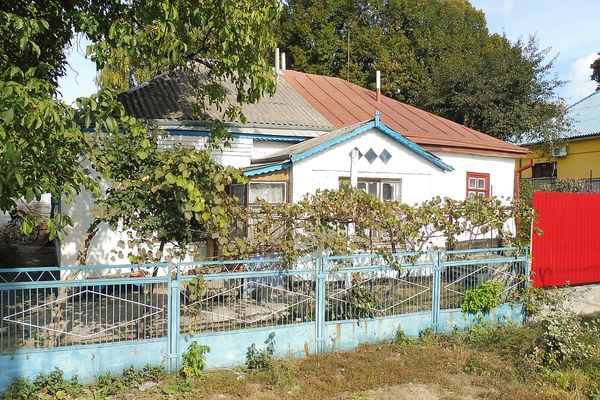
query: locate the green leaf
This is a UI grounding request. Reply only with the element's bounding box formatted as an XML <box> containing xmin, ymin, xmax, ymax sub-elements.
<box><xmin>14</xmin><ymin>173</ymin><xmax>24</xmax><ymax>187</ymax></box>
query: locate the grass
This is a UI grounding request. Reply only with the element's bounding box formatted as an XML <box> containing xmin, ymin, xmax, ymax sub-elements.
<box><xmin>5</xmin><ymin>319</ymin><xmax>600</xmax><ymax>399</ymax></box>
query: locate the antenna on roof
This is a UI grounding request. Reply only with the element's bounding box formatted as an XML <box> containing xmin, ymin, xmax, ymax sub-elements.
<box><xmin>281</xmin><ymin>52</ymin><xmax>286</xmax><ymax>71</ymax></box>
<box><xmin>376</xmin><ymin>70</ymin><xmax>381</xmax><ymax>102</ymax></box>
<box><xmin>347</xmin><ymin>31</ymin><xmax>350</xmax><ymax>81</ymax></box>
<box><xmin>275</xmin><ymin>48</ymin><xmax>280</xmax><ymax>73</ymax></box>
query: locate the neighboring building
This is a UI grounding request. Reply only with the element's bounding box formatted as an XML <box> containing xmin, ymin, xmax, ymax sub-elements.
<box><xmin>519</xmin><ymin>90</ymin><xmax>600</xmax><ymax>181</ymax></box>
<box><xmin>59</xmin><ymin>68</ymin><xmax>527</xmax><ymax>266</ymax></box>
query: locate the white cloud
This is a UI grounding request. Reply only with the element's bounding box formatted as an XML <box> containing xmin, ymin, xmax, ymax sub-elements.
<box><xmin>471</xmin><ymin>0</ymin><xmax>515</xmax><ymax>16</ymax></box>
<box><xmin>564</xmin><ymin>52</ymin><xmax>598</xmax><ymax>102</ymax></box>
<box><xmin>498</xmin><ymin>0</ymin><xmax>515</xmax><ymax>14</ymax></box>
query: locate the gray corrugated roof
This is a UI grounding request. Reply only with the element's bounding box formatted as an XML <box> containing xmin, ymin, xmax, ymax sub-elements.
<box><xmin>118</xmin><ymin>70</ymin><xmax>334</xmax><ymax>130</ymax></box>
<box><xmin>251</xmin><ymin>121</ymin><xmax>367</xmax><ymax>164</ymax></box>
<box><xmin>564</xmin><ymin>90</ymin><xmax>600</xmax><ymax>139</ymax></box>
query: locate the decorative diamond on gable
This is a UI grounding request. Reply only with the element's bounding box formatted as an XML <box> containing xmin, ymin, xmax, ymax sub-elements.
<box><xmin>379</xmin><ymin>149</ymin><xmax>392</xmax><ymax>164</ymax></box>
<box><xmin>348</xmin><ymin>147</ymin><xmax>363</xmax><ymax>159</ymax></box>
<box><xmin>364</xmin><ymin>148</ymin><xmax>377</xmax><ymax>164</ymax></box>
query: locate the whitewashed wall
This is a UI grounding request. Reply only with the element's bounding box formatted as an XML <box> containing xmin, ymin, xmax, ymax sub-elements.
<box><xmin>0</xmin><ymin>194</ymin><xmax>52</xmax><ymax>226</ymax></box>
<box><xmin>60</xmin><ymin>135</ymin><xmax>272</xmax><ymax>266</ymax></box>
<box><xmin>292</xmin><ymin>128</ymin><xmax>515</xmax><ymax>203</ymax></box>
<box><xmin>251</xmin><ymin>140</ymin><xmax>294</xmax><ymax>159</ymax></box>
<box><xmin>431</xmin><ymin>151</ymin><xmax>515</xmax><ymax>201</ymax></box>
<box><xmin>293</xmin><ymin>129</ymin><xmax>437</xmax><ymax>203</ymax></box>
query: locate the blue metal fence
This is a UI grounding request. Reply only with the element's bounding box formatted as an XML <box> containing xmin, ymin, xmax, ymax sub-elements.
<box><xmin>0</xmin><ymin>248</ymin><xmax>528</xmax><ymax>391</ymax></box>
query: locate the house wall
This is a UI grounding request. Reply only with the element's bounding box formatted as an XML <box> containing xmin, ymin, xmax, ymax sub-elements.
<box><xmin>251</xmin><ymin>141</ymin><xmax>296</xmax><ymax>159</ymax></box>
<box><xmin>60</xmin><ymin>127</ymin><xmax>516</xmax><ymax>266</ymax></box>
<box><xmin>0</xmin><ymin>193</ymin><xmax>52</xmax><ymax>226</ymax></box>
<box><xmin>291</xmin><ymin>128</ymin><xmax>516</xmax><ymax>204</ymax></box>
<box><xmin>292</xmin><ymin>130</ymin><xmax>436</xmax><ymax>204</ymax></box>
<box><xmin>60</xmin><ymin>135</ymin><xmax>295</xmax><ymax>266</ymax></box>
<box><xmin>519</xmin><ymin>137</ymin><xmax>600</xmax><ymax>179</ymax></box>
<box><xmin>433</xmin><ymin>152</ymin><xmax>516</xmax><ymax>200</ymax></box>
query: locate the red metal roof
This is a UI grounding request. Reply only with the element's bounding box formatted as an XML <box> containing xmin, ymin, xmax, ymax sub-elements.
<box><xmin>283</xmin><ymin>70</ymin><xmax>528</xmax><ymax>157</ymax></box>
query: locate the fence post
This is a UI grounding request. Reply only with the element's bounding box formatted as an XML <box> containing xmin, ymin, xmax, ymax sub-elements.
<box><xmin>166</xmin><ymin>263</ymin><xmax>181</xmax><ymax>373</ymax></box>
<box><xmin>315</xmin><ymin>255</ymin><xmax>326</xmax><ymax>354</ymax></box>
<box><xmin>525</xmin><ymin>246</ymin><xmax>531</xmax><ymax>286</ymax></box>
<box><xmin>431</xmin><ymin>251</ymin><xmax>442</xmax><ymax>332</ymax></box>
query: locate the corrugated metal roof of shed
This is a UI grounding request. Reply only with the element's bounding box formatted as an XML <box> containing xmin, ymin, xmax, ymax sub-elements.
<box><xmin>118</xmin><ymin>71</ymin><xmax>334</xmax><ymax>130</ymax></box>
<box><xmin>283</xmin><ymin>70</ymin><xmax>528</xmax><ymax>156</ymax></box>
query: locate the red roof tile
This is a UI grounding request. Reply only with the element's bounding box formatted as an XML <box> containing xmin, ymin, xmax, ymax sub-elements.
<box><xmin>283</xmin><ymin>70</ymin><xmax>528</xmax><ymax>157</ymax></box>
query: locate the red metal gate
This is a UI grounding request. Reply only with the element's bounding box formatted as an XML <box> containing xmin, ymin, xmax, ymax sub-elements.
<box><xmin>532</xmin><ymin>192</ymin><xmax>600</xmax><ymax>287</ymax></box>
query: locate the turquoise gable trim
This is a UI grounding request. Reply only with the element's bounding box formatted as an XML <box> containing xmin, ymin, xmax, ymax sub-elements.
<box><xmin>167</xmin><ymin>130</ymin><xmax>307</xmax><ymax>142</ymax></box>
<box><xmin>244</xmin><ymin>161</ymin><xmax>291</xmax><ymax>177</ymax></box>
<box><xmin>290</xmin><ymin>119</ymin><xmax>454</xmax><ymax>172</ymax></box>
<box><xmin>376</xmin><ymin>124</ymin><xmax>454</xmax><ymax>172</ymax></box>
<box><xmin>290</xmin><ymin>122</ymin><xmax>376</xmax><ymax>163</ymax></box>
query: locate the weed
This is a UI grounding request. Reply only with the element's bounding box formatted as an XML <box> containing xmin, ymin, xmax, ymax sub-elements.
<box><xmin>94</xmin><ymin>372</ymin><xmax>123</xmax><ymax>397</ymax></box>
<box><xmin>4</xmin><ymin>378</ymin><xmax>35</xmax><ymax>400</ymax></box>
<box><xmin>246</xmin><ymin>332</ymin><xmax>276</xmax><ymax>370</ymax></box>
<box><xmin>461</xmin><ymin>281</ymin><xmax>505</xmax><ymax>314</ymax></box>
<box><xmin>526</xmin><ymin>289</ymin><xmax>599</xmax><ymax>368</ymax></box>
<box><xmin>32</xmin><ymin>369</ymin><xmax>82</xmax><ymax>399</ymax></box>
<box><xmin>162</xmin><ymin>379</ymin><xmax>193</xmax><ymax>395</ymax></box>
<box><xmin>181</xmin><ymin>341</ymin><xmax>210</xmax><ymax>378</ymax></box>
<box><xmin>393</xmin><ymin>329</ymin><xmax>413</xmax><ymax>346</ymax></box>
<box><xmin>258</xmin><ymin>359</ymin><xmax>296</xmax><ymax>387</ymax></box>
<box><xmin>121</xmin><ymin>366</ymin><xmax>144</xmax><ymax>388</ymax></box>
<box><xmin>416</xmin><ymin>327</ymin><xmax>438</xmax><ymax>346</ymax></box>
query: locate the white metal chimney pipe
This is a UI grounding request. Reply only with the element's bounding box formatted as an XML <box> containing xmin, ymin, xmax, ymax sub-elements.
<box><xmin>350</xmin><ymin>148</ymin><xmax>359</xmax><ymax>188</ymax></box>
<box><xmin>376</xmin><ymin>70</ymin><xmax>381</xmax><ymax>102</ymax></box>
<box><xmin>281</xmin><ymin>52</ymin><xmax>286</xmax><ymax>71</ymax></box>
<box><xmin>275</xmin><ymin>48</ymin><xmax>280</xmax><ymax>72</ymax></box>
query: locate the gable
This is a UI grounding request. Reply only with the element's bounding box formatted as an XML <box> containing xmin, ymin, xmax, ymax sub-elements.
<box><xmin>248</xmin><ymin>115</ymin><xmax>453</xmax><ymax>175</ymax></box>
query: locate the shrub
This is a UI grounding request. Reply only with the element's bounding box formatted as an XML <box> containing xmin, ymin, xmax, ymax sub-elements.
<box><xmin>181</xmin><ymin>342</ymin><xmax>210</xmax><ymax>378</ymax></box>
<box><xmin>246</xmin><ymin>332</ymin><xmax>276</xmax><ymax>370</ymax></box>
<box><xmin>461</xmin><ymin>281</ymin><xmax>505</xmax><ymax>314</ymax></box>
<box><xmin>32</xmin><ymin>369</ymin><xmax>81</xmax><ymax>398</ymax></box>
<box><xmin>4</xmin><ymin>378</ymin><xmax>35</xmax><ymax>400</ymax></box>
<box><xmin>525</xmin><ymin>289</ymin><xmax>599</xmax><ymax>368</ymax></box>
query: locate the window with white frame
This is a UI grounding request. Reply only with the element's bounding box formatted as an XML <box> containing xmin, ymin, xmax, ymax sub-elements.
<box><xmin>466</xmin><ymin>172</ymin><xmax>490</xmax><ymax>198</ymax></box>
<box><xmin>341</xmin><ymin>178</ymin><xmax>402</xmax><ymax>201</ymax></box>
<box><xmin>248</xmin><ymin>182</ymin><xmax>286</xmax><ymax>204</ymax></box>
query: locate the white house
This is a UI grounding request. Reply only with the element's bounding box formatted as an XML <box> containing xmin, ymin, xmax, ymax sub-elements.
<box><xmin>59</xmin><ymin>67</ymin><xmax>527</xmax><ymax>266</ymax></box>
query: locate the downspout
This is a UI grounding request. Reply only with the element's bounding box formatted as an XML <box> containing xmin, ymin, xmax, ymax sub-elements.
<box><xmin>514</xmin><ymin>160</ymin><xmax>535</xmax><ymax>200</ymax></box>
<box><xmin>514</xmin><ymin>160</ymin><xmax>535</xmax><ymax>234</ymax></box>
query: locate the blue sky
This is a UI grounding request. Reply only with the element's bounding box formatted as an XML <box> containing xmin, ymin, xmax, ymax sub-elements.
<box><xmin>471</xmin><ymin>0</ymin><xmax>600</xmax><ymax>104</ymax></box>
<box><xmin>57</xmin><ymin>1</ymin><xmax>600</xmax><ymax>106</ymax></box>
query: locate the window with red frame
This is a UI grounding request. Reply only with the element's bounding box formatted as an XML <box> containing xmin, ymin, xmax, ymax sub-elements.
<box><xmin>466</xmin><ymin>172</ymin><xmax>490</xmax><ymax>198</ymax></box>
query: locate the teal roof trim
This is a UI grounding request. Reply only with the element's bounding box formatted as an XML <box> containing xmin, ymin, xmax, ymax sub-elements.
<box><xmin>243</xmin><ymin>161</ymin><xmax>291</xmax><ymax>177</ymax></box>
<box><xmin>290</xmin><ymin>122</ymin><xmax>376</xmax><ymax>163</ymax></box>
<box><xmin>289</xmin><ymin>117</ymin><xmax>454</xmax><ymax>172</ymax></box>
<box><xmin>376</xmin><ymin>123</ymin><xmax>454</xmax><ymax>172</ymax></box>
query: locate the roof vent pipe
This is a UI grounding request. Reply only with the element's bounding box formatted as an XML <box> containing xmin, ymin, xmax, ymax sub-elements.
<box><xmin>275</xmin><ymin>48</ymin><xmax>280</xmax><ymax>72</ymax></box>
<box><xmin>281</xmin><ymin>52</ymin><xmax>286</xmax><ymax>71</ymax></box>
<box><xmin>376</xmin><ymin>70</ymin><xmax>381</xmax><ymax>102</ymax></box>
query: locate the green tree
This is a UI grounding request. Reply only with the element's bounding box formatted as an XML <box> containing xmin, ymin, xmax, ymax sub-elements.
<box><xmin>91</xmin><ymin>125</ymin><xmax>248</xmax><ymax>264</ymax></box>
<box><xmin>591</xmin><ymin>53</ymin><xmax>600</xmax><ymax>89</ymax></box>
<box><xmin>1</xmin><ymin>0</ymin><xmax>280</xmax><ymax>238</ymax></box>
<box><xmin>278</xmin><ymin>0</ymin><xmax>565</xmax><ymax>144</ymax></box>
